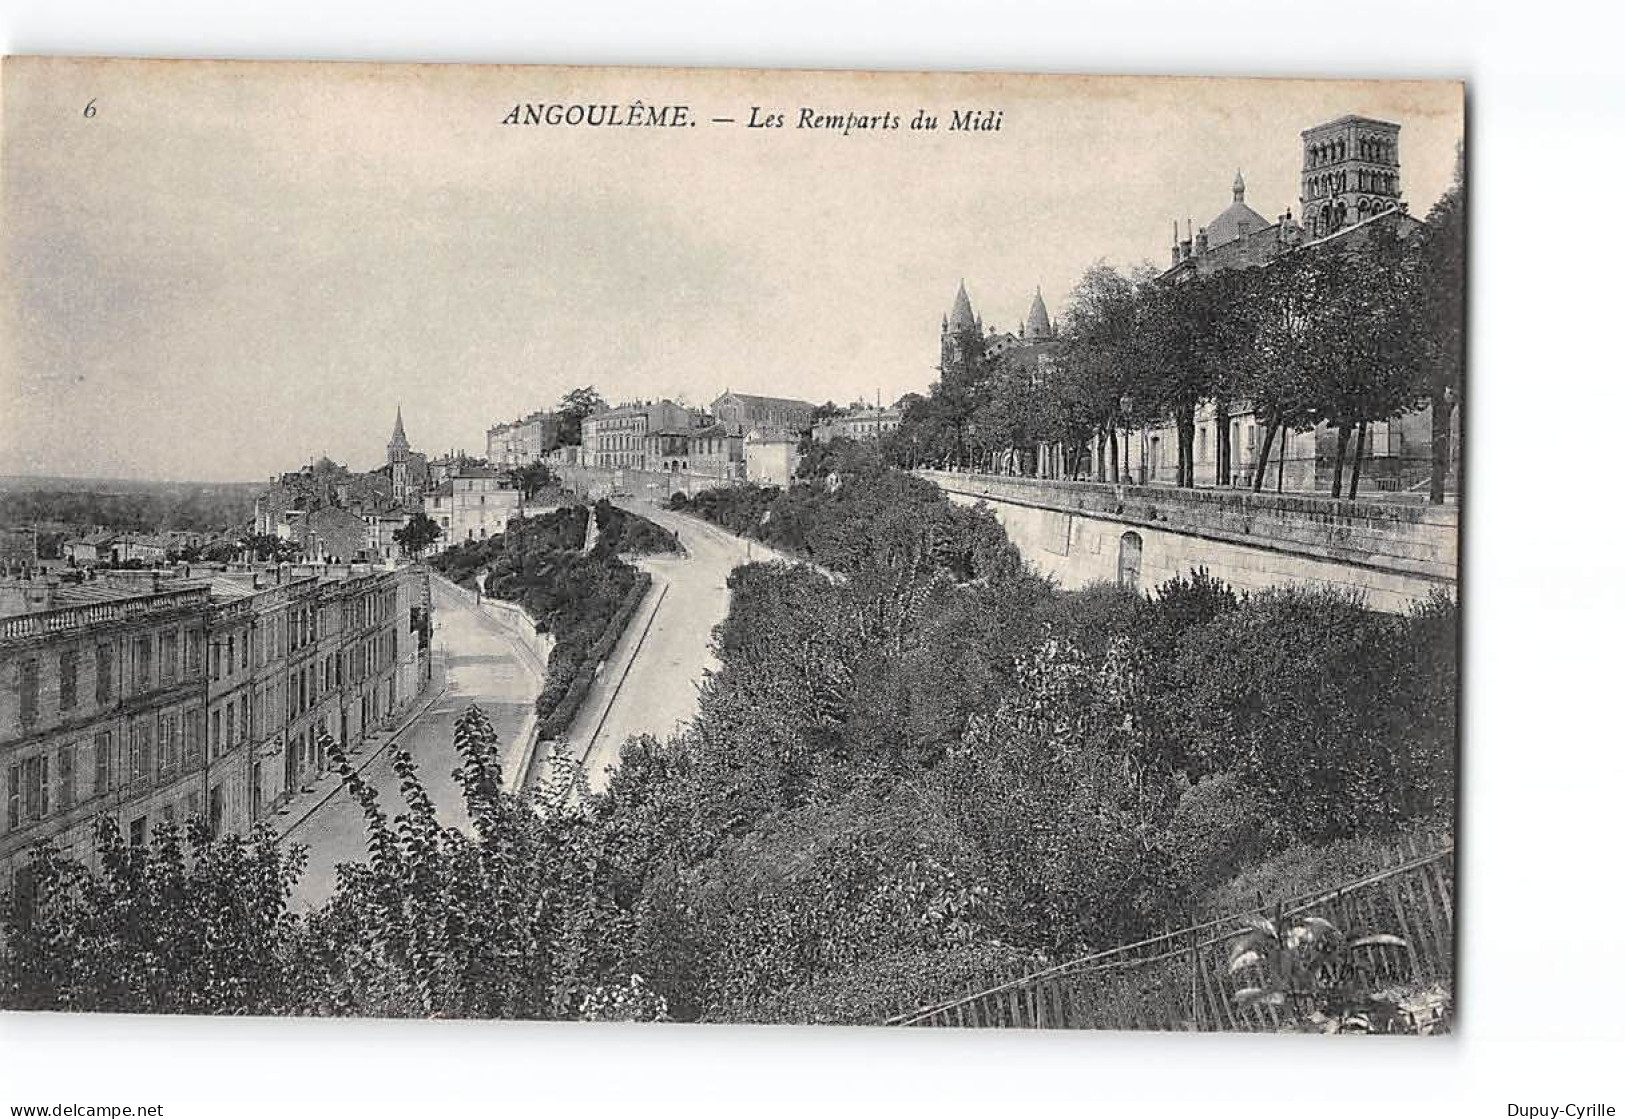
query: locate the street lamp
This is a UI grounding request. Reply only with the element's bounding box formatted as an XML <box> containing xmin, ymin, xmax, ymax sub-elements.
<box><xmin>1118</xmin><ymin>394</ymin><xmax>1135</xmax><ymax>485</ymax></box>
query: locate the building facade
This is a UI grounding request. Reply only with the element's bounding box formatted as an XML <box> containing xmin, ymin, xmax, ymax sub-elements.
<box><xmin>486</xmin><ymin>411</ymin><xmax>560</xmax><ymax>468</ymax></box>
<box><xmin>710</xmin><ymin>391</ymin><xmax>814</xmax><ymax>438</ymax></box>
<box><xmin>688</xmin><ymin>424</ymin><xmax>745</xmax><ymax>479</ymax></box>
<box><xmin>745</xmin><ymin>431</ymin><xmax>803</xmax><ymax>487</ymax></box>
<box><xmin>580</xmin><ymin>400</ymin><xmax>694</xmax><ymax>470</ymax></box>
<box><xmin>813</xmin><ymin>404</ymin><xmax>905</xmax><ymax>444</ymax></box>
<box><xmin>424</xmin><ymin>468</ymin><xmax>522</xmax><ymax>549</ymax></box>
<box><xmin>1</xmin><ymin>583</ymin><xmax>213</xmax><ymax>892</ymax></box>
<box><xmin>1</xmin><ymin>563</ymin><xmax>428</xmax><ymax>899</ymax></box>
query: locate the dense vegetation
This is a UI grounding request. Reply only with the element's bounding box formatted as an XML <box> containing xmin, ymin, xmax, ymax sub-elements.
<box><xmin>2</xmin><ymin>462</ymin><xmax>1454</xmax><ymax>1024</ymax></box>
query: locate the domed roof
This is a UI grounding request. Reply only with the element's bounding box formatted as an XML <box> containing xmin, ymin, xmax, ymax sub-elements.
<box><xmin>1025</xmin><ymin>287</ymin><xmax>1053</xmax><ymax>339</ymax></box>
<box><xmin>1204</xmin><ymin>170</ymin><xmax>1272</xmax><ymax>249</ymax></box>
<box><xmin>947</xmin><ymin>280</ymin><xmax>977</xmax><ymax>332</ymax></box>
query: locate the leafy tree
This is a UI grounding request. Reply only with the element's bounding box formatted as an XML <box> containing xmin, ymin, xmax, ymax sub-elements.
<box><xmin>1407</xmin><ymin>152</ymin><xmax>1465</xmax><ymax>504</ymax></box>
<box><xmin>506</xmin><ymin>460</ymin><xmax>558</xmax><ymax>501</ymax></box>
<box><xmin>243</xmin><ymin>532</ymin><xmax>301</xmax><ymax>563</ymax></box>
<box><xmin>393</xmin><ymin>511</ymin><xmax>443</xmax><ymax>559</ymax></box>
<box><xmin>1</xmin><ymin>818</ymin><xmax>312</xmax><ymax>1014</ymax></box>
<box><xmin>1231</xmin><ymin>254</ymin><xmax>1328</xmax><ymax>492</ymax></box>
<box><xmin>557</xmin><ymin>386</ymin><xmax>607</xmax><ymax>447</ymax></box>
<box><xmin>1301</xmin><ymin>232</ymin><xmax>1423</xmax><ymax>498</ymax></box>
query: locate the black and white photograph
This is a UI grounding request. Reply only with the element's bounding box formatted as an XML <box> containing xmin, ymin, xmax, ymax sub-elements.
<box><xmin>0</xmin><ymin>58</ymin><xmax>1466</xmax><ymax>1039</ymax></box>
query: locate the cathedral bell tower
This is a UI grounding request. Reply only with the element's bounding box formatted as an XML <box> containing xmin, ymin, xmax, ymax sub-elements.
<box><xmin>1300</xmin><ymin>115</ymin><xmax>1403</xmax><ymax>241</ymax></box>
<box><xmin>940</xmin><ymin>280</ymin><xmax>985</xmax><ymax>389</ymax></box>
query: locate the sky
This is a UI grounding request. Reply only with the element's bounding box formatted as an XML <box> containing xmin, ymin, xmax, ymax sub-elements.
<box><xmin>1</xmin><ymin>59</ymin><xmax>1462</xmax><ymax>483</ymax></box>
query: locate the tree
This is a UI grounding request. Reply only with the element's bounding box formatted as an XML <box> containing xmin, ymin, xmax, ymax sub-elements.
<box><xmin>1059</xmin><ymin>262</ymin><xmax>1145</xmax><ymax>483</ymax></box>
<box><xmin>393</xmin><ymin>512</ymin><xmax>443</xmax><ymax>559</ymax></box>
<box><xmin>1302</xmin><ymin>233</ymin><xmax>1423</xmax><ymax>499</ymax></box>
<box><xmin>242</xmin><ymin>532</ymin><xmax>300</xmax><ymax>563</ymax></box>
<box><xmin>1407</xmin><ymin>152</ymin><xmax>1465</xmax><ymax>504</ymax></box>
<box><xmin>507</xmin><ymin>460</ymin><xmax>557</xmax><ymax>501</ymax></box>
<box><xmin>557</xmin><ymin>386</ymin><xmax>607</xmax><ymax>447</ymax></box>
<box><xmin>1</xmin><ymin>817</ymin><xmax>312</xmax><ymax>1014</ymax></box>
<box><xmin>1232</xmin><ymin>255</ymin><xmax>1326</xmax><ymax>492</ymax></box>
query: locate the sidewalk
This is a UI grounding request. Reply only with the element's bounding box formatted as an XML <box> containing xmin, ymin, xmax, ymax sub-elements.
<box><xmin>271</xmin><ymin>671</ymin><xmax>449</xmax><ymax>843</ymax></box>
<box><xmin>430</xmin><ymin>572</ymin><xmax>551</xmax><ymax>793</ymax></box>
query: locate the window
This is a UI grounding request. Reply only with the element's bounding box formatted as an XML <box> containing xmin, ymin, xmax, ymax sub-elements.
<box><xmin>225</xmin><ymin>704</ymin><xmax>236</xmax><ymax>750</ymax></box>
<box><xmin>59</xmin><ymin>651</ymin><xmax>78</xmax><ymax>711</ymax></box>
<box><xmin>211</xmin><ymin>709</ymin><xmax>222</xmax><ymax>758</ymax></box>
<box><xmin>96</xmin><ymin>643</ymin><xmax>113</xmax><ymax>704</ymax></box>
<box><xmin>185</xmin><ymin>709</ymin><xmax>202</xmax><ymax>767</ymax></box>
<box><xmin>157</xmin><ymin>713</ymin><xmax>176</xmax><ymax>778</ymax></box>
<box><xmin>129</xmin><ymin>816</ymin><xmax>146</xmax><ymax>848</ymax></box>
<box><xmin>135</xmin><ymin>638</ymin><xmax>153</xmax><ymax>689</ymax></box>
<box><xmin>94</xmin><ymin>732</ymin><xmax>112</xmax><ymax>795</ymax></box>
<box><xmin>11</xmin><ymin>755</ymin><xmax>48</xmax><ymax>822</ymax></box>
<box><xmin>56</xmin><ymin>745</ymin><xmax>75</xmax><ymax>811</ymax></box>
<box><xmin>160</xmin><ymin>631</ymin><xmax>177</xmax><ymax>683</ymax></box>
<box><xmin>18</xmin><ymin>659</ymin><xmax>39</xmax><ymax>729</ymax></box>
<box><xmin>1117</xmin><ymin>531</ymin><xmax>1144</xmax><ymax>590</ymax></box>
<box><xmin>130</xmin><ymin>721</ymin><xmax>154</xmax><ymax>789</ymax></box>
<box><xmin>238</xmin><ymin>696</ymin><xmax>250</xmax><ymax>744</ymax></box>
<box><xmin>226</xmin><ymin>636</ymin><xmax>236</xmax><ymax>677</ymax></box>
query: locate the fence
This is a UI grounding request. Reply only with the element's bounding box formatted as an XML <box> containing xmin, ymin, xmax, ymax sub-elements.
<box><xmin>888</xmin><ymin>834</ymin><xmax>1453</xmax><ymax>1031</ymax></box>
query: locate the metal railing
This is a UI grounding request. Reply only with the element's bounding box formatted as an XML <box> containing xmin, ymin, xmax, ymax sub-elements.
<box><xmin>889</xmin><ymin>835</ymin><xmax>1453</xmax><ymax>1031</ymax></box>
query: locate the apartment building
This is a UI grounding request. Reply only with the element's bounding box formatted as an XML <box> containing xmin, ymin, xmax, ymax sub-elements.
<box><xmin>1</xmin><ymin>563</ymin><xmax>428</xmax><ymax>898</ymax></box>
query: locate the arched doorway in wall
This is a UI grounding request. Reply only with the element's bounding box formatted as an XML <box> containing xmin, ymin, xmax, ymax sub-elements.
<box><xmin>1117</xmin><ymin>530</ymin><xmax>1143</xmax><ymax>589</ymax></box>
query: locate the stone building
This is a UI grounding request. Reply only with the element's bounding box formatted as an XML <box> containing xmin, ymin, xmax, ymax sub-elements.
<box><xmin>1</xmin><ymin>560</ymin><xmax>428</xmax><ymax>898</ymax></box>
<box><xmin>710</xmin><ymin>391</ymin><xmax>814</xmax><ymax>438</ymax></box>
<box><xmin>745</xmin><ymin>430</ymin><xmax>803</xmax><ymax>487</ymax></box>
<box><xmin>486</xmin><ymin>411</ymin><xmax>560</xmax><ymax>468</ymax></box>
<box><xmin>423</xmin><ymin>467</ymin><xmax>522</xmax><ymax>549</ymax></box>
<box><xmin>580</xmin><ymin>400</ymin><xmax>694</xmax><ymax>470</ymax></box>
<box><xmin>812</xmin><ymin>404</ymin><xmax>906</xmax><ymax>444</ymax></box>
<box><xmin>940</xmin><ymin>283</ymin><xmax>1059</xmax><ymax>389</ymax></box>
<box><xmin>642</xmin><ymin>427</ymin><xmax>694</xmax><ymax>473</ymax></box>
<box><xmin>688</xmin><ymin>424</ymin><xmax>744</xmax><ymax>479</ymax></box>
<box><xmin>1</xmin><ymin>580</ymin><xmax>214</xmax><ymax>892</ymax></box>
<box><xmin>1135</xmin><ymin>113</ymin><xmax>1453</xmax><ymax>494</ymax></box>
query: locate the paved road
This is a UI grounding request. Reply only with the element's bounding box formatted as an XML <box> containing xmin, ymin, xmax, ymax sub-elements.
<box><xmin>285</xmin><ymin>578</ymin><xmax>545</xmax><ymax>910</ymax></box>
<box><xmin>566</xmin><ymin>499</ymin><xmax>761</xmax><ymax>791</ymax></box>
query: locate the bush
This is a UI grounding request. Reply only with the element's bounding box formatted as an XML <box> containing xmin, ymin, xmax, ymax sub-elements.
<box><xmin>590</xmin><ymin>499</ymin><xmax>681</xmax><ymax>557</ymax></box>
<box><xmin>533</xmin><ymin>572</ymin><xmax>652</xmax><ymax>742</ymax></box>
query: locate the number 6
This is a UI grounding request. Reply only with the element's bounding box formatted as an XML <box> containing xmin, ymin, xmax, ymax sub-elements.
<box><xmin>83</xmin><ymin>99</ymin><xmax>97</xmax><ymax>118</ymax></box>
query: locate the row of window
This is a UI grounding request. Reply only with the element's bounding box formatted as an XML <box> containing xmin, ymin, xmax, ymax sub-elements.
<box><xmin>1304</xmin><ymin>136</ymin><xmax>1394</xmax><ymax>168</ymax></box>
<box><xmin>4</xmin><ymin>707</ymin><xmax>205</xmax><ymax>833</ymax></box>
<box><xmin>10</xmin><ymin>588</ymin><xmax>404</xmax><ymax>735</ymax></box>
<box><xmin>13</xmin><ymin>632</ymin><xmax>198</xmax><ymax>732</ymax></box>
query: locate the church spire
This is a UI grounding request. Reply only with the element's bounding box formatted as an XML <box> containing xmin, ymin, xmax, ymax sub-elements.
<box><xmin>947</xmin><ymin>280</ymin><xmax>977</xmax><ymax>333</ymax></box>
<box><xmin>1233</xmin><ymin>169</ymin><xmax>1246</xmax><ymax>203</ymax></box>
<box><xmin>1025</xmin><ymin>285</ymin><xmax>1053</xmax><ymax>340</ymax></box>
<box><xmin>388</xmin><ymin>405</ymin><xmax>411</xmax><ymax>458</ymax></box>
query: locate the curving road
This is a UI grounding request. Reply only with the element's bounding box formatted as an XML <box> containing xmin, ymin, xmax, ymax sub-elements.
<box><xmin>564</xmin><ymin>499</ymin><xmax>764</xmax><ymax>792</ymax></box>
<box><xmin>284</xmin><ymin>577</ymin><xmax>547</xmax><ymax>910</ymax></box>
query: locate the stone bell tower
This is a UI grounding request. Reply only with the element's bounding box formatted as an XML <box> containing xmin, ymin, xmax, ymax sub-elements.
<box><xmin>1300</xmin><ymin>115</ymin><xmax>1403</xmax><ymax>241</ymax></box>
